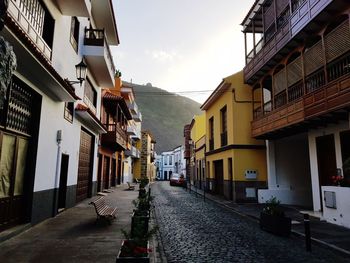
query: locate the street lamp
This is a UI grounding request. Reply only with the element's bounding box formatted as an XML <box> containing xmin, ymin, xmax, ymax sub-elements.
<box><xmin>66</xmin><ymin>59</ymin><xmax>88</xmax><ymax>86</ymax></box>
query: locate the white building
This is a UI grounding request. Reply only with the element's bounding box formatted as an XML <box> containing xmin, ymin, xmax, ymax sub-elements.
<box><xmin>0</xmin><ymin>0</ymin><xmax>119</xmax><ymax>230</ymax></box>
<box><xmin>157</xmin><ymin>146</ymin><xmax>186</xmax><ymax>180</ymax></box>
<box><xmin>173</xmin><ymin>145</ymin><xmax>186</xmax><ymax>177</ymax></box>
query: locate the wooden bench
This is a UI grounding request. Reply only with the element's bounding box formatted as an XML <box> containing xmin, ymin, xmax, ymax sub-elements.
<box><xmin>89</xmin><ymin>197</ymin><xmax>117</xmax><ymax>224</ymax></box>
<box><xmin>127</xmin><ymin>182</ymin><xmax>136</xmax><ymax>190</ymax></box>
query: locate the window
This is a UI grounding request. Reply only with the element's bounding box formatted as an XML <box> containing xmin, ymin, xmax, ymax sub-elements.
<box><xmin>209</xmin><ymin>117</ymin><xmax>214</xmax><ymax>150</ymax></box>
<box><xmin>70</xmin><ymin>16</ymin><xmax>80</xmax><ymax>52</ymax></box>
<box><xmin>84</xmin><ymin>78</ymin><xmax>97</xmax><ymax>113</ymax></box>
<box><xmin>221</xmin><ymin>106</ymin><xmax>227</xmax><ymax>133</ymax></box>
<box><xmin>64</xmin><ymin>102</ymin><xmax>74</xmax><ymax>123</ymax></box>
<box><xmin>169</xmin><ymin>156</ymin><xmax>172</xmax><ymax>165</ymax></box>
<box><xmin>220</xmin><ymin>106</ymin><xmax>227</xmax><ymax>146</ymax></box>
<box><xmin>164</xmin><ymin>156</ymin><xmax>167</xmax><ymax>165</ymax></box>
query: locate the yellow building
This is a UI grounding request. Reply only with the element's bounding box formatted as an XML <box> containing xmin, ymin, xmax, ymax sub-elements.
<box><xmin>138</xmin><ymin>131</ymin><xmax>156</xmax><ymax>181</ymax></box>
<box><xmin>189</xmin><ymin>114</ymin><xmax>206</xmax><ymax>190</ymax></box>
<box><xmin>200</xmin><ymin>71</ymin><xmax>267</xmax><ymax>202</ymax></box>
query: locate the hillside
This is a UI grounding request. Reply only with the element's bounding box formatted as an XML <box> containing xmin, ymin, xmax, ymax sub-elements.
<box><xmin>127</xmin><ymin>82</ymin><xmax>202</xmax><ymax>153</ymax></box>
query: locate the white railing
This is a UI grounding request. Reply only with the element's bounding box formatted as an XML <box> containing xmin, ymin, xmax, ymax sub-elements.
<box><xmin>7</xmin><ymin>0</ymin><xmax>52</xmax><ymax>61</ymax></box>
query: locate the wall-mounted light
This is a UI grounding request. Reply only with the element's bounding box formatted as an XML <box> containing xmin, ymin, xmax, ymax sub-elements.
<box><xmin>66</xmin><ymin>59</ymin><xmax>88</xmax><ymax>86</ymax></box>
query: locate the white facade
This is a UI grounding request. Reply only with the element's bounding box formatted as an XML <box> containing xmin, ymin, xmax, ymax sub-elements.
<box><xmin>259</xmin><ymin>120</ymin><xmax>350</xmax><ymax>228</ymax></box>
<box><xmin>173</xmin><ymin>145</ymin><xmax>186</xmax><ymax>177</ymax></box>
<box><xmin>157</xmin><ymin>146</ymin><xmax>186</xmax><ymax>180</ymax></box>
<box><xmin>0</xmin><ymin>0</ymin><xmax>119</xmax><ymax>227</ymax></box>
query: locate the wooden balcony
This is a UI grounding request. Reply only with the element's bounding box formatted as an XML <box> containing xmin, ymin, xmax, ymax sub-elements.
<box><xmin>252</xmin><ymin>53</ymin><xmax>350</xmax><ymax>139</ymax></box>
<box><xmin>243</xmin><ymin>0</ymin><xmax>335</xmax><ymax>84</ymax></box>
<box><xmin>101</xmin><ymin>124</ymin><xmax>127</xmax><ymax>151</ymax></box>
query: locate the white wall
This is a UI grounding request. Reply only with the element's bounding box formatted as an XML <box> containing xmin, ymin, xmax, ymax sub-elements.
<box><xmin>27</xmin><ymin>2</ymin><xmax>103</xmax><ymax>192</ymax></box>
<box><xmin>259</xmin><ymin>133</ymin><xmax>312</xmax><ymax>207</ymax></box>
<box><xmin>322</xmin><ymin>186</ymin><xmax>350</xmax><ymax>229</ymax></box>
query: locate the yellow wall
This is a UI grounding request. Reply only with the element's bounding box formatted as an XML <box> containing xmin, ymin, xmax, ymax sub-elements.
<box><xmin>204</xmin><ymin>70</ymin><xmax>267</xmax><ymax>183</ymax></box>
<box><xmin>191</xmin><ymin>113</ymin><xmax>206</xmax><ymax>142</ymax></box>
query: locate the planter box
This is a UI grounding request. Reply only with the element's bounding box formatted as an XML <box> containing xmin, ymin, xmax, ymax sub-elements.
<box><xmin>116</xmin><ymin>240</ymin><xmax>150</xmax><ymax>263</ymax></box>
<box><xmin>260</xmin><ymin>212</ymin><xmax>291</xmax><ymax>237</ymax></box>
<box><xmin>131</xmin><ymin>211</ymin><xmax>149</xmax><ymax>238</ymax></box>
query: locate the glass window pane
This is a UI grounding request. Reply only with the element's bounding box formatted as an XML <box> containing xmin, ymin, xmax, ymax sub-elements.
<box><xmin>0</xmin><ymin>135</ymin><xmax>16</xmax><ymax>198</ymax></box>
<box><xmin>14</xmin><ymin>138</ymin><xmax>29</xmax><ymax>196</ymax></box>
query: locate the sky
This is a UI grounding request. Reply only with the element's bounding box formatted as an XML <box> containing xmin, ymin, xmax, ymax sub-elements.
<box><xmin>112</xmin><ymin>0</ymin><xmax>255</xmax><ymax>103</ymax></box>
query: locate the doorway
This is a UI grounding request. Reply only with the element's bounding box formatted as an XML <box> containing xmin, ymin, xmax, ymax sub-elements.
<box><xmin>103</xmin><ymin>156</ymin><xmax>110</xmax><ymax>189</ymax></box>
<box><xmin>214</xmin><ymin>160</ymin><xmax>224</xmax><ymax>196</ymax></box>
<box><xmin>111</xmin><ymin>159</ymin><xmax>116</xmax><ymax>186</ymax></box>
<box><xmin>117</xmin><ymin>155</ymin><xmax>122</xmax><ymax>185</ymax></box>
<box><xmin>316</xmin><ymin>134</ymin><xmax>337</xmax><ymax>209</ymax></box>
<box><xmin>164</xmin><ymin>171</ymin><xmax>168</xmax><ymax>180</ymax></box>
<box><xmin>58</xmin><ymin>154</ymin><xmax>69</xmax><ymax>211</ymax></box>
<box><xmin>228</xmin><ymin>158</ymin><xmax>233</xmax><ymax>200</ymax></box>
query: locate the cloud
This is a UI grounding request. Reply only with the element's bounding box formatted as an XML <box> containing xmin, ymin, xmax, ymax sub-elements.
<box><xmin>146</xmin><ymin>49</ymin><xmax>179</xmax><ymax>62</ymax></box>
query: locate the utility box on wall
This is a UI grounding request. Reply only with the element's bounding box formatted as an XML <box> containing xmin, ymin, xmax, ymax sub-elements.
<box><xmin>245</xmin><ymin>170</ymin><xmax>258</xmax><ymax>180</ymax></box>
<box><xmin>324</xmin><ymin>191</ymin><xmax>336</xmax><ymax>209</ymax></box>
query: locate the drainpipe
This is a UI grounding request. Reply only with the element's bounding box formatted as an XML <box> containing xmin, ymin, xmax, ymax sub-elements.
<box><xmin>53</xmin><ymin>130</ymin><xmax>62</xmax><ymax>216</ymax></box>
<box><xmin>232</xmin><ymin>88</ymin><xmax>260</xmax><ymax>103</ymax></box>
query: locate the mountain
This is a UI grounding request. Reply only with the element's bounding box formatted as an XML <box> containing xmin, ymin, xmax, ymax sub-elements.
<box><xmin>128</xmin><ymin>82</ymin><xmax>202</xmax><ymax>153</ymax></box>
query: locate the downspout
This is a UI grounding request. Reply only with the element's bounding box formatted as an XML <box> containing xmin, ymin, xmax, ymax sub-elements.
<box><xmin>53</xmin><ymin>130</ymin><xmax>62</xmax><ymax>216</ymax></box>
<box><xmin>232</xmin><ymin>88</ymin><xmax>260</xmax><ymax>103</ymax></box>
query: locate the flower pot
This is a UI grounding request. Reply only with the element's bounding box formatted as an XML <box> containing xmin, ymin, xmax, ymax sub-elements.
<box><xmin>260</xmin><ymin>212</ymin><xmax>291</xmax><ymax>237</ymax></box>
<box><xmin>116</xmin><ymin>239</ymin><xmax>150</xmax><ymax>263</ymax></box>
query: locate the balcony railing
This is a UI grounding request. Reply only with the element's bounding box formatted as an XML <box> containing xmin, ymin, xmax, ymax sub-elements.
<box><xmin>244</xmin><ymin>0</ymin><xmax>333</xmax><ymax>83</ymax></box>
<box><xmin>7</xmin><ymin>0</ymin><xmax>52</xmax><ymax>61</ymax></box>
<box><xmin>305</xmin><ymin>68</ymin><xmax>326</xmax><ymax>94</ymax></box>
<box><xmin>252</xmin><ymin>52</ymin><xmax>350</xmax><ymax>139</ymax></box>
<box><xmin>102</xmin><ymin>123</ymin><xmax>127</xmax><ymax>150</ymax></box>
<box><xmin>83</xmin><ymin>28</ymin><xmax>116</xmax><ymax>83</ymax></box>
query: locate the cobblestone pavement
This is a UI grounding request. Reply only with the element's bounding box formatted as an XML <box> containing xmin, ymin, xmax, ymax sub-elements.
<box><xmin>152</xmin><ymin>182</ymin><xmax>348</xmax><ymax>263</ymax></box>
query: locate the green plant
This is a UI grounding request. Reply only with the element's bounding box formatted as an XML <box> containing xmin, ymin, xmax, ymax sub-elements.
<box><xmin>139</xmin><ymin>176</ymin><xmax>149</xmax><ymax>188</ymax></box>
<box><xmin>120</xmin><ymin>225</ymin><xmax>158</xmax><ymax>257</ymax></box>
<box><xmin>262</xmin><ymin>196</ymin><xmax>285</xmax><ymax>217</ymax></box>
<box><xmin>115</xmin><ymin>69</ymin><xmax>122</xmax><ymax>78</ymax></box>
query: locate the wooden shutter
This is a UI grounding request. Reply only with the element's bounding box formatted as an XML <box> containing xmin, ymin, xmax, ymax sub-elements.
<box><xmin>287</xmin><ymin>56</ymin><xmax>302</xmax><ymax>86</ymax></box>
<box><xmin>325</xmin><ymin>20</ymin><xmax>350</xmax><ymax>62</ymax></box>
<box><xmin>274</xmin><ymin>68</ymin><xmax>287</xmax><ymax>94</ymax></box>
<box><xmin>304</xmin><ymin>41</ymin><xmax>324</xmax><ymax>75</ymax></box>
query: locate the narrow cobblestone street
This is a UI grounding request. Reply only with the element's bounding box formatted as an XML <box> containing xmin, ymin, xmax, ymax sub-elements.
<box><xmin>152</xmin><ymin>182</ymin><xmax>347</xmax><ymax>263</ymax></box>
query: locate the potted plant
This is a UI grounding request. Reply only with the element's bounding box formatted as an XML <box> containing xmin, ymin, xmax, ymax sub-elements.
<box><xmin>116</xmin><ymin>225</ymin><xmax>158</xmax><ymax>263</ymax></box>
<box><xmin>260</xmin><ymin>196</ymin><xmax>291</xmax><ymax>237</ymax></box>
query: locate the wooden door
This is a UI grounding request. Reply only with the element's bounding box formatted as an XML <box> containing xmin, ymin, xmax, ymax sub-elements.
<box><xmin>316</xmin><ymin>134</ymin><xmax>337</xmax><ymax>210</ymax></box>
<box><xmin>76</xmin><ymin>130</ymin><xmax>93</xmax><ymax>203</ymax></box>
<box><xmin>214</xmin><ymin>160</ymin><xmax>224</xmax><ymax>196</ymax></box>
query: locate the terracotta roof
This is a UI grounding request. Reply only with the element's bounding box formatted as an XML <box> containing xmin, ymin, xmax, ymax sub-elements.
<box><xmin>5</xmin><ymin>14</ymin><xmax>80</xmax><ymax>100</ymax></box>
<box><xmin>75</xmin><ymin>103</ymin><xmax>107</xmax><ymax>133</ymax></box>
